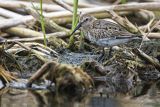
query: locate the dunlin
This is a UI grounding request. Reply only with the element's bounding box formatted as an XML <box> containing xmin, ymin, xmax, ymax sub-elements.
<box><xmin>71</xmin><ymin>14</ymin><xmax>141</xmax><ymax>60</ymax></box>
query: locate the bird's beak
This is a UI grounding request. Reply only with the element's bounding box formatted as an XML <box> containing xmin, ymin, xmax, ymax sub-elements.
<box><xmin>70</xmin><ymin>22</ymin><xmax>82</xmax><ymax>35</ymax></box>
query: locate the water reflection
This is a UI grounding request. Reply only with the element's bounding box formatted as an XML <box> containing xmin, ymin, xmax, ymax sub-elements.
<box><xmin>0</xmin><ymin>88</ymin><xmax>159</xmax><ymax>107</ymax></box>
<box><xmin>89</xmin><ymin>97</ymin><xmax>121</xmax><ymax>107</ymax></box>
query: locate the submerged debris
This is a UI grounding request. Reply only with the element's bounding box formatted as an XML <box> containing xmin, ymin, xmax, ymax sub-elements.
<box><xmin>27</xmin><ymin>61</ymin><xmax>94</xmax><ymax>94</ymax></box>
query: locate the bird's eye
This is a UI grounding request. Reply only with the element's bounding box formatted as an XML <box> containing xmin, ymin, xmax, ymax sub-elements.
<box><xmin>85</xmin><ymin>18</ymin><xmax>88</xmax><ymax>21</ymax></box>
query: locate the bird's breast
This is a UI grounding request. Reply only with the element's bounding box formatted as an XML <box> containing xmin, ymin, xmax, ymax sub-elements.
<box><xmin>85</xmin><ymin>31</ymin><xmax>97</xmax><ymax>43</ymax></box>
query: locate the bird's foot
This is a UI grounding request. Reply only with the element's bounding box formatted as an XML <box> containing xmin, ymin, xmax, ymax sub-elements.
<box><xmin>98</xmin><ymin>53</ymin><xmax>105</xmax><ymax>62</ymax></box>
<box><xmin>98</xmin><ymin>49</ymin><xmax>113</xmax><ymax>63</ymax></box>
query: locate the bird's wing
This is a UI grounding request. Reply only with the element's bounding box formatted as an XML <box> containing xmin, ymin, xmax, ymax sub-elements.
<box><xmin>96</xmin><ymin>37</ymin><xmax>140</xmax><ymax>47</ymax></box>
<box><xmin>91</xmin><ymin>19</ymin><xmax>135</xmax><ymax>37</ymax></box>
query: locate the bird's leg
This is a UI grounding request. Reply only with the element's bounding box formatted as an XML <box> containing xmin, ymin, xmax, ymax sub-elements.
<box><xmin>98</xmin><ymin>47</ymin><xmax>113</xmax><ymax>62</ymax></box>
<box><xmin>108</xmin><ymin>47</ymin><xmax>113</xmax><ymax>59</ymax></box>
<box><xmin>98</xmin><ymin>48</ymin><xmax>105</xmax><ymax>62</ymax></box>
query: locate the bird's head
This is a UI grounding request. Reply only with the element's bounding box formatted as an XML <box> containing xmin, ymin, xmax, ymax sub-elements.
<box><xmin>70</xmin><ymin>14</ymin><xmax>95</xmax><ymax>35</ymax></box>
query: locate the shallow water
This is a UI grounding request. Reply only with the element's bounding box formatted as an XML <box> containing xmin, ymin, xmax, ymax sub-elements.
<box><xmin>0</xmin><ymin>88</ymin><xmax>159</xmax><ymax>107</ymax></box>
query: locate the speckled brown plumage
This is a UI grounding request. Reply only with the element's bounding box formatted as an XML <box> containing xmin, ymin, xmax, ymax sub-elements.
<box><xmin>72</xmin><ymin>14</ymin><xmax>141</xmax><ymax>47</ymax></box>
<box><xmin>71</xmin><ymin>14</ymin><xmax>141</xmax><ymax>61</ymax></box>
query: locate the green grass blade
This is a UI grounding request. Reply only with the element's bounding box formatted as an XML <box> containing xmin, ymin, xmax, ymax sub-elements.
<box><xmin>68</xmin><ymin>0</ymin><xmax>79</xmax><ymax>49</ymax></box>
<box><xmin>40</xmin><ymin>0</ymin><xmax>47</xmax><ymax>46</ymax></box>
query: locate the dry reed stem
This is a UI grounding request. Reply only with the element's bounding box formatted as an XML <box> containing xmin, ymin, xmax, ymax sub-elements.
<box><xmin>1</xmin><ymin>2</ymin><xmax>160</xmax><ymax>29</ymax></box>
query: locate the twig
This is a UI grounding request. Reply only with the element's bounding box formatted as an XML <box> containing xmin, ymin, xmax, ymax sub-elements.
<box><xmin>53</xmin><ymin>11</ymin><xmax>130</xmax><ymax>25</ymax></box>
<box><xmin>113</xmin><ymin>0</ymin><xmax>121</xmax><ymax>5</ymax></box>
<box><xmin>13</xmin><ymin>41</ymin><xmax>31</xmax><ymax>51</ymax></box>
<box><xmin>136</xmin><ymin>10</ymin><xmax>155</xmax><ymax>32</ymax></box>
<box><xmin>0</xmin><ymin>1</ymin><xmax>65</xmax><ymax>12</ymax></box>
<box><xmin>0</xmin><ymin>15</ymin><xmax>34</xmax><ymax>29</ymax></box>
<box><xmin>26</xmin><ymin>61</ymin><xmax>57</xmax><ymax>87</ymax></box>
<box><xmin>0</xmin><ymin>11</ymin><xmax>42</xmax><ymax>38</ymax></box>
<box><xmin>64</xmin><ymin>0</ymin><xmax>97</xmax><ymax>8</ymax></box>
<box><xmin>53</xmin><ymin>0</ymin><xmax>73</xmax><ymax>12</ymax></box>
<box><xmin>80</xmin><ymin>2</ymin><xmax>160</xmax><ymax>14</ymax></box>
<box><xmin>1</xmin><ymin>43</ymin><xmax>23</xmax><ymax>73</ymax></box>
<box><xmin>0</xmin><ymin>31</ymin><xmax>79</xmax><ymax>43</ymax></box>
<box><xmin>3</xmin><ymin>27</ymin><xmax>43</xmax><ymax>37</ymax></box>
<box><xmin>146</xmin><ymin>33</ymin><xmax>160</xmax><ymax>39</ymax></box>
<box><xmin>106</xmin><ymin>9</ymin><xmax>139</xmax><ymax>34</ymax></box>
<box><xmin>13</xmin><ymin>41</ymin><xmax>58</xmax><ymax>56</ymax></box>
<box><xmin>23</xmin><ymin>4</ymin><xmax>69</xmax><ymax>32</ymax></box>
<box><xmin>139</xmin><ymin>19</ymin><xmax>160</xmax><ymax>49</ymax></box>
<box><xmin>7</xmin><ymin>41</ymin><xmax>58</xmax><ymax>63</ymax></box>
<box><xmin>0</xmin><ymin>0</ymin><xmax>97</xmax><ymax>12</ymax></box>
<box><xmin>1</xmin><ymin>31</ymin><xmax>159</xmax><ymax>44</ymax></box>
<box><xmin>133</xmin><ymin>48</ymin><xmax>160</xmax><ymax>71</ymax></box>
<box><xmin>0</xmin><ymin>8</ymin><xmax>22</xmax><ymax>18</ymax></box>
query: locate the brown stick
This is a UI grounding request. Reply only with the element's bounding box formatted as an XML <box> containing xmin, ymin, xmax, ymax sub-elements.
<box><xmin>81</xmin><ymin>2</ymin><xmax>160</xmax><ymax>14</ymax></box>
<box><xmin>0</xmin><ymin>31</ymin><xmax>158</xmax><ymax>45</ymax></box>
<box><xmin>0</xmin><ymin>15</ymin><xmax>34</xmax><ymax>29</ymax></box>
<box><xmin>52</xmin><ymin>11</ymin><xmax>131</xmax><ymax>25</ymax></box>
<box><xmin>27</xmin><ymin>61</ymin><xmax>58</xmax><ymax>87</ymax></box>
<box><xmin>106</xmin><ymin>10</ymin><xmax>139</xmax><ymax>34</ymax></box>
<box><xmin>0</xmin><ymin>14</ymin><xmax>40</xmax><ymax>38</ymax></box>
<box><xmin>3</xmin><ymin>27</ymin><xmax>43</xmax><ymax>38</ymax></box>
<box><xmin>133</xmin><ymin>48</ymin><xmax>160</xmax><ymax>71</ymax></box>
<box><xmin>0</xmin><ymin>8</ymin><xmax>22</xmax><ymax>18</ymax></box>
<box><xmin>53</xmin><ymin>0</ymin><xmax>73</xmax><ymax>12</ymax></box>
<box><xmin>64</xmin><ymin>0</ymin><xmax>97</xmax><ymax>8</ymax></box>
<box><xmin>23</xmin><ymin>5</ymin><xmax>69</xmax><ymax>32</ymax></box>
<box><xmin>146</xmin><ymin>33</ymin><xmax>160</xmax><ymax>39</ymax></box>
<box><xmin>0</xmin><ymin>1</ymin><xmax>65</xmax><ymax>12</ymax></box>
<box><xmin>0</xmin><ymin>31</ymin><xmax>79</xmax><ymax>43</ymax></box>
<box><xmin>0</xmin><ymin>0</ymin><xmax>96</xmax><ymax>12</ymax></box>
